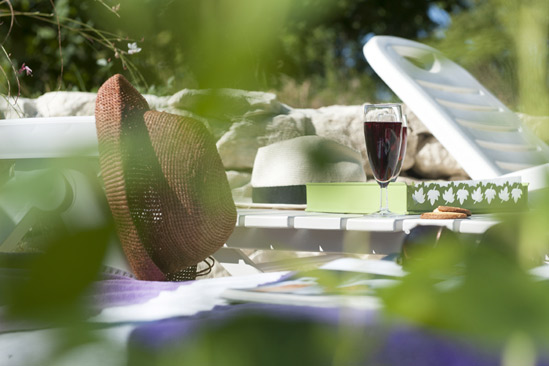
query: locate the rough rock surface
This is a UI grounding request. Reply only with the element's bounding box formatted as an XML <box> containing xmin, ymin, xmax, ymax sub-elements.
<box><xmin>35</xmin><ymin>92</ymin><xmax>97</xmax><ymax>117</ymax></box>
<box><xmin>7</xmin><ymin>88</ymin><xmax>548</xmax><ymax>193</ymax></box>
<box><xmin>412</xmin><ymin>136</ymin><xmax>468</xmax><ymax>179</ymax></box>
<box><xmin>297</xmin><ymin>105</ymin><xmax>418</xmax><ymax>176</ymax></box>
<box><xmin>216</xmin><ymin>112</ymin><xmax>315</xmax><ymax>169</ymax></box>
<box><xmin>226</xmin><ymin>170</ymin><xmax>253</xmax><ymax>202</ymax></box>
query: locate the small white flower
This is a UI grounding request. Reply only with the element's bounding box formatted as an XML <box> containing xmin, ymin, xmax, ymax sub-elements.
<box><xmin>128</xmin><ymin>42</ymin><xmax>142</xmax><ymax>55</ymax></box>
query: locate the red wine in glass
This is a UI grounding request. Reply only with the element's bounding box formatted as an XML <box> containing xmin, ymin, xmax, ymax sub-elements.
<box><xmin>363</xmin><ymin>103</ymin><xmax>404</xmax><ymax>216</ymax></box>
<box><xmin>392</xmin><ymin>125</ymin><xmax>408</xmax><ymax>180</ymax></box>
<box><xmin>363</xmin><ymin>121</ymin><xmax>403</xmax><ymax>187</ymax></box>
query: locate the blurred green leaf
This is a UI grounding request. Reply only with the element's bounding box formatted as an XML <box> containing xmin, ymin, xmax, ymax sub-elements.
<box><xmin>128</xmin><ymin>312</ymin><xmax>380</xmax><ymax>366</ymax></box>
<box><xmin>1</xmin><ymin>226</ymin><xmax>110</xmax><ymax>323</ymax></box>
<box><xmin>430</xmin><ymin>0</ymin><xmax>549</xmax><ymax>114</ymax></box>
<box><xmin>382</xmin><ymin>206</ymin><xmax>549</xmax><ymax>349</ymax></box>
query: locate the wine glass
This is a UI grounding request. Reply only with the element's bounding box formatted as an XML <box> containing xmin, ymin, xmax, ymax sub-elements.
<box><xmin>363</xmin><ymin>103</ymin><xmax>405</xmax><ymax>216</ymax></box>
<box><xmin>391</xmin><ymin>114</ymin><xmax>408</xmax><ymax>182</ymax></box>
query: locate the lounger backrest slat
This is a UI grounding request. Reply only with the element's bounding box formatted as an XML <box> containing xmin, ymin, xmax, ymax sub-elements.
<box><xmin>364</xmin><ymin>36</ymin><xmax>549</xmax><ymax>187</ymax></box>
<box><xmin>0</xmin><ymin>116</ymin><xmax>98</xmax><ymax>159</ymax></box>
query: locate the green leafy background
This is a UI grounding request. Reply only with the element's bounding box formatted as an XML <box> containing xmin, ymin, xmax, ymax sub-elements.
<box><xmin>0</xmin><ymin>0</ymin><xmax>548</xmax><ymax>365</ymax></box>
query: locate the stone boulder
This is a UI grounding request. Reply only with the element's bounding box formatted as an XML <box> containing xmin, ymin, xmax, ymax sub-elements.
<box><xmin>35</xmin><ymin>92</ymin><xmax>97</xmax><ymax>117</ymax></box>
<box><xmin>412</xmin><ymin>136</ymin><xmax>468</xmax><ymax>180</ymax></box>
<box><xmin>0</xmin><ymin>97</ymin><xmax>38</xmax><ymax>119</ymax></box>
<box><xmin>0</xmin><ymin>88</ymin><xmax>465</xmax><ymax>185</ymax></box>
<box><xmin>8</xmin><ymin>87</ymin><xmax>549</xmax><ymax>194</ymax></box>
<box><xmin>297</xmin><ymin>105</ymin><xmax>418</xmax><ymax>177</ymax></box>
<box><xmin>226</xmin><ymin>170</ymin><xmax>252</xmax><ymax>203</ymax></box>
<box><xmin>217</xmin><ymin>111</ymin><xmax>315</xmax><ymax>170</ymax></box>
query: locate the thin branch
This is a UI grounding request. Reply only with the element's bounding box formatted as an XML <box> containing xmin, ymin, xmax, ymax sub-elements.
<box><xmin>48</xmin><ymin>0</ymin><xmax>63</xmax><ymax>91</ymax></box>
<box><xmin>0</xmin><ymin>44</ymin><xmax>20</xmax><ymax>102</ymax></box>
<box><xmin>3</xmin><ymin>12</ymin><xmax>125</xmax><ymax>52</ymax></box>
<box><xmin>0</xmin><ymin>7</ymin><xmax>146</xmax><ymax>92</ymax></box>
<box><xmin>94</xmin><ymin>0</ymin><xmax>121</xmax><ymax>18</ymax></box>
<box><xmin>0</xmin><ymin>0</ymin><xmax>15</xmax><ymax>45</ymax></box>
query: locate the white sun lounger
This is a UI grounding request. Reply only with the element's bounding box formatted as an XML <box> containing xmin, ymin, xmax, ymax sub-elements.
<box><xmin>363</xmin><ymin>36</ymin><xmax>549</xmax><ymax>191</ymax></box>
<box><xmin>0</xmin><ymin>116</ymin><xmax>98</xmax><ymax>158</ymax></box>
<box><xmin>0</xmin><ymin>116</ymin><xmax>131</xmax><ymax>269</ymax></box>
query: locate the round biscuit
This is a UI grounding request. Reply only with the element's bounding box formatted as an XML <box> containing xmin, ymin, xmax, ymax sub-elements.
<box><xmin>420</xmin><ymin>212</ymin><xmax>468</xmax><ymax>219</ymax></box>
<box><xmin>436</xmin><ymin>206</ymin><xmax>471</xmax><ymax>216</ymax></box>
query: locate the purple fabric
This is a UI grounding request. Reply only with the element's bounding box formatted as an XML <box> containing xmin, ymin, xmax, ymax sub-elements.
<box><xmin>128</xmin><ymin>304</ymin><xmax>549</xmax><ymax>366</ymax></box>
<box><xmin>2</xmin><ymin>265</ymin><xmax>549</xmax><ymax>365</ymax></box>
<box><xmin>87</xmin><ymin>277</ymin><xmax>184</xmax><ymax>309</ymax></box>
<box><xmin>129</xmin><ymin>304</ymin><xmax>376</xmax><ymax>349</ymax></box>
<box><xmin>376</xmin><ymin>326</ymin><xmax>499</xmax><ymax>366</ymax></box>
<box><xmin>0</xmin><ymin>266</ymin><xmax>188</xmax><ymax>333</ymax></box>
<box><xmin>84</xmin><ymin>268</ymin><xmax>188</xmax><ymax>310</ymax></box>
<box><xmin>91</xmin><ymin>268</ymin><xmax>187</xmax><ymax>309</ymax></box>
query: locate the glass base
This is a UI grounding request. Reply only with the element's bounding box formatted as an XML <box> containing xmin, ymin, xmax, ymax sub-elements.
<box><xmin>368</xmin><ymin>209</ymin><xmax>400</xmax><ymax>217</ymax></box>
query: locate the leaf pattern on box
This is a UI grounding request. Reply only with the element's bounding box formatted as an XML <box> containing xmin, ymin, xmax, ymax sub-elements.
<box><xmin>511</xmin><ymin>188</ymin><xmax>522</xmax><ymax>203</ymax></box>
<box><xmin>412</xmin><ymin>187</ymin><xmax>425</xmax><ymax>204</ymax></box>
<box><xmin>499</xmin><ymin>187</ymin><xmax>510</xmax><ymax>202</ymax></box>
<box><xmin>443</xmin><ymin>187</ymin><xmax>455</xmax><ymax>204</ymax></box>
<box><xmin>408</xmin><ymin>180</ymin><xmax>526</xmax><ymax>213</ymax></box>
<box><xmin>427</xmin><ymin>189</ymin><xmax>440</xmax><ymax>205</ymax></box>
<box><xmin>471</xmin><ymin>187</ymin><xmax>483</xmax><ymax>203</ymax></box>
<box><xmin>456</xmin><ymin>188</ymin><xmax>469</xmax><ymax>205</ymax></box>
<box><xmin>485</xmin><ymin>188</ymin><xmax>497</xmax><ymax>203</ymax></box>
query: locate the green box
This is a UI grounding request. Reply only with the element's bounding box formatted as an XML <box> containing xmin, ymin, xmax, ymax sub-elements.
<box><xmin>306</xmin><ymin>182</ymin><xmax>408</xmax><ymax>214</ymax></box>
<box><xmin>306</xmin><ymin>181</ymin><xmax>528</xmax><ymax>214</ymax></box>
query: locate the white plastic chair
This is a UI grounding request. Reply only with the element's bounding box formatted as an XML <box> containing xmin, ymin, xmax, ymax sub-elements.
<box><xmin>0</xmin><ymin>117</ymin><xmax>102</xmax><ymax>235</ymax></box>
<box><xmin>363</xmin><ymin>36</ymin><xmax>549</xmax><ymax>191</ymax></box>
<box><xmin>0</xmin><ymin>116</ymin><xmax>131</xmax><ymax>269</ymax></box>
<box><xmin>0</xmin><ymin>116</ymin><xmax>98</xmax><ymax>158</ymax></box>
<box><xmin>0</xmin><ymin>116</ymin><xmax>251</xmax><ymax>273</ymax></box>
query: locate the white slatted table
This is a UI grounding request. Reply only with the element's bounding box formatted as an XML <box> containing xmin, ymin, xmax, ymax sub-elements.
<box><xmin>216</xmin><ymin>209</ymin><xmax>500</xmax><ymax>273</ymax></box>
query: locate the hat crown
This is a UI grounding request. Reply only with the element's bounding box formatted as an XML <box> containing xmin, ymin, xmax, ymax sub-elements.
<box><xmin>95</xmin><ymin>74</ymin><xmax>236</xmax><ymax>281</ymax></box>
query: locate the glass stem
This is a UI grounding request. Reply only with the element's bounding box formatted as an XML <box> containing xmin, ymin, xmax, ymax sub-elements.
<box><xmin>379</xmin><ymin>184</ymin><xmax>390</xmax><ymax>215</ymax></box>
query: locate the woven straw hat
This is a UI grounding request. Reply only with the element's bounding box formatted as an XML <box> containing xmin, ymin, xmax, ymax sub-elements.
<box><xmin>95</xmin><ymin>74</ymin><xmax>236</xmax><ymax>281</ymax></box>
